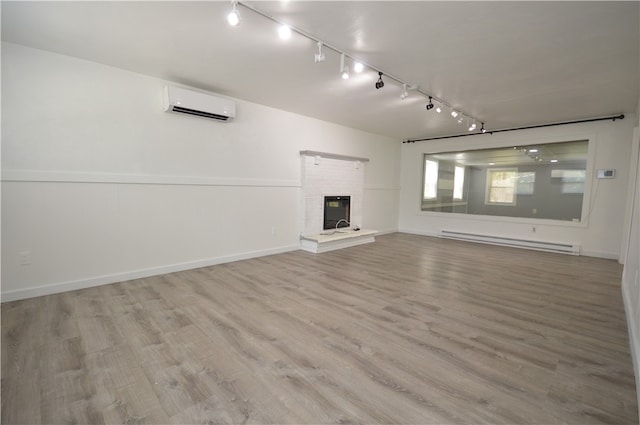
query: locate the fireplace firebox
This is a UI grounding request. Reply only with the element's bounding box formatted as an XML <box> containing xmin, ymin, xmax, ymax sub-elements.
<box><xmin>323</xmin><ymin>196</ymin><xmax>351</xmax><ymax>230</ymax></box>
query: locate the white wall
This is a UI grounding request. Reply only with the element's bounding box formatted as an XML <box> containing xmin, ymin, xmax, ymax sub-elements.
<box><xmin>0</xmin><ymin>42</ymin><xmax>400</xmax><ymax>301</ymax></box>
<box><xmin>621</xmin><ymin>98</ymin><xmax>640</xmax><ymax>416</ymax></box>
<box><xmin>399</xmin><ymin>116</ymin><xmax>636</xmax><ymax>260</ymax></box>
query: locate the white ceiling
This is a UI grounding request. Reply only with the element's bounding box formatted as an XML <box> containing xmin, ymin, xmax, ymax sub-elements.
<box><xmin>2</xmin><ymin>1</ymin><xmax>638</xmax><ymax>141</ymax></box>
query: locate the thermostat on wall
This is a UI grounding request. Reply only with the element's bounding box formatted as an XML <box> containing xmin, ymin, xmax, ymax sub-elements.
<box><xmin>597</xmin><ymin>169</ymin><xmax>615</xmax><ymax>179</ymax></box>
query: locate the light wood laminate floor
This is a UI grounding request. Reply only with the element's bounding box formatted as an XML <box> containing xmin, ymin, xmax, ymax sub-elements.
<box><xmin>2</xmin><ymin>233</ymin><xmax>638</xmax><ymax>424</ymax></box>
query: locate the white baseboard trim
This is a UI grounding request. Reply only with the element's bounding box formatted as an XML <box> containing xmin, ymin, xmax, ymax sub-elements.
<box><xmin>1</xmin><ymin>244</ymin><xmax>300</xmax><ymax>303</ymax></box>
<box><xmin>622</xmin><ymin>283</ymin><xmax>640</xmax><ymax>420</ymax></box>
<box><xmin>398</xmin><ymin>228</ymin><xmax>440</xmax><ymax>238</ymax></box>
<box><xmin>580</xmin><ymin>249</ymin><xmax>620</xmax><ymax>261</ymax></box>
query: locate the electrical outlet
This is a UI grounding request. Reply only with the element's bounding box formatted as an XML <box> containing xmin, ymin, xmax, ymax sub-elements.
<box><xmin>532</xmin><ymin>227</ymin><xmax>537</xmax><ymax>233</ymax></box>
<box><xmin>19</xmin><ymin>251</ymin><xmax>32</xmax><ymax>266</ymax></box>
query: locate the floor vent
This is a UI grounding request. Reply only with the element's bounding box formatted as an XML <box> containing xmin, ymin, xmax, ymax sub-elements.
<box><xmin>440</xmin><ymin>230</ymin><xmax>580</xmax><ymax>255</ymax></box>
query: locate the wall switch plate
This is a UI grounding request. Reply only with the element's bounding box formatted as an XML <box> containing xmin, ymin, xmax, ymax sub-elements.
<box><xmin>19</xmin><ymin>251</ymin><xmax>31</xmax><ymax>265</ymax></box>
<box><xmin>597</xmin><ymin>169</ymin><xmax>615</xmax><ymax>179</ymax></box>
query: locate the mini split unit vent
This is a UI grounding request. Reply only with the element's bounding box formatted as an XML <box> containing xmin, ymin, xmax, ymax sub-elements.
<box><xmin>163</xmin><ymin>85</ymin><xmax>236</xmax><ymax>122</ymax></box>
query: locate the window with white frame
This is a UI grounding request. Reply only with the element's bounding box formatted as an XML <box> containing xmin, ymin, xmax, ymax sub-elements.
<box><xmin>516</xmin><ymin>172</ymin><xmax>536</xmax><ymax>195</ymax></box>
<box><xmin>551</xmin><ymin>169</ymin><xmax>586</xmax><ymax>194</ymax></box>
<box><xmin>423</xmin><ymin>159</ymin><xmax>438</xmax><ymax>200</ymax></box>
<box><xmin>453</xmin><ymin>166</ymin><xmax>465</xmax><ymax>200</ymax></box>
<box><xmin>486</xmin><ymin>168</ymin><xmax>517</xmax><ymax>205</ymax></box>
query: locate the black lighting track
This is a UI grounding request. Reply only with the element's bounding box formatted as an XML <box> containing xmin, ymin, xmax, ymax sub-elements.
<box><xmin>403</xmin><ymin>114</ymin><xmax>625</xmax><ymax>144</ymax></box>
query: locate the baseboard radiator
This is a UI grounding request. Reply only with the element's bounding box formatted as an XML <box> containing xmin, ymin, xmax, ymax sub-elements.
<box><xmin>440</xmin><ymin>230</ymin><xmax>580</xmax><ymax>255</ymax></box>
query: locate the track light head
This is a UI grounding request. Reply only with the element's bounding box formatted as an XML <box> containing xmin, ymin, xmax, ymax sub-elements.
<box><xmin>468</xmin><ymin>122</ymin><xmax>477</xmax><ymax>131</ymax></box>
<box><xmin>340</xmin><ymin>53</ymin><xmax>349</xmax><ymax>79</ymax></box>
<box><xmin>457</xmin><ymin>116</ymin><xmax>464</xmax><ymax>124</ymax></box>
<box><xmin>401</xmin><ymin>84</ymin><xmax>408</xmax><ymax>100</ymax></box>
<box><xmin>435</xmin><ymin>105</ymin><xmax>442</xmax><ymax>113</ymax></box>
<box><xmin>353</xmin><ymin>62</ymin><xmax>364</xmax><ymax>73</ymax></box>
<box><xmin>227</xmin><ymin>1</ymin><xmax>240</xmax><ymax>26</ymax></box>
<box><xmin>426</xmin><ymin>96</ymin><xmax>434</xmax><ymax>110</ymax></box>
<box><xmin>481</xmin><ymin>122</ymin><xmax>487</xmax><ymax>133</ymax></box>
<box><xmin>451</xmin><ymin>110</ymin><xmax>459</xmax><ymax>118</ymax></box>
<box><xmin>314</xmin><ymin>42</ymin><xmax>325</xmax><ymax>63</ymax></box>
<box><xmin>375</xmin><ymin>72</ymin><xmax>384</xmax><ymax>89</ymax></box>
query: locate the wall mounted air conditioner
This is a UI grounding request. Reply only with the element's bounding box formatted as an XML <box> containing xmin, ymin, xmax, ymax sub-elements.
<box><xmin>163</xmin><ymin>85</ymin><xmax>236</xmax><ymax>122</ymax></box>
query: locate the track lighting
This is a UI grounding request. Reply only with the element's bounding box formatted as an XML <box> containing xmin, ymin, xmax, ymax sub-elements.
<box><xmin>314</xmin><ymin>41</ymin><xmax>325</xmax><ymax>63</ymax></box>
<box><xmin>375</xmin><ymin>72</ymin><xmax>384</xmax><ymax>89</ymax></box>
<box><xmin>426</xmin><ymin>96</ymin><xmax>434</xmax><ymax>110</ymax></box>
<box><xmin>278</xmin><ymin>24</ymin><xmax>291</xmax><ymax>40</ymax></box>
<box><xmin>227</xmin><ymin>1</ymin><xmax>240</xmax><ymax>26</ymax></box>
<box><xmin>340</xmin><ymin>53</ymin><xmax>349</xmax><ymax>79</ymax></box>
<box><xmin>401</xmin><ymin>84</ymin><xmax>408</xmax><ymax>100</ymax></box>
<box><xmin>226</xmin><ymin>2</ymin><xmax>487</xmax><ymax>133</ymax></box>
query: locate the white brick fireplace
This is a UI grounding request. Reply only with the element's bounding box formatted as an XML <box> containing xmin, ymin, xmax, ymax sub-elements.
<box><xmin>300</xmin><ymin>151</ymin><xmax>369</xmax><ymax>237</ymax></box>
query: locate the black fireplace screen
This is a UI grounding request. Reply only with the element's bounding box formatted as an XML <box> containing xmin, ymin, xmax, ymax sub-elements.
<box><xmin>323</xmin><ymin>196</ymin><xmax>350</xmax><ymax>230</ymax></box>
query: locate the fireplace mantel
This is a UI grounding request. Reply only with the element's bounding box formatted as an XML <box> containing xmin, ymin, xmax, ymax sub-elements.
<box><xmin>300</xmin><ymin>151</ymin><xmax>370</xmax><ymax>163</ymax></box>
